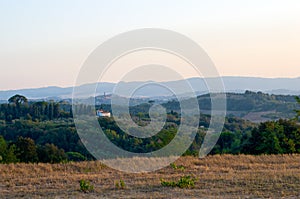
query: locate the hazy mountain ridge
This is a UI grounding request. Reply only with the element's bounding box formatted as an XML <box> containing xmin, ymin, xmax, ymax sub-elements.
<box><xmin>1</xmin><ymin>76</ymin><xmax>300</xmax><ymax>100</ymax></box>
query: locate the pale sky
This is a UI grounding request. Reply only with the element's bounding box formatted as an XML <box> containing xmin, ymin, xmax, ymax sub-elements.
<box><xmin>0</xmin><ymin>0</ymin><xmax>300</xmax><ymax>90</ymax></box>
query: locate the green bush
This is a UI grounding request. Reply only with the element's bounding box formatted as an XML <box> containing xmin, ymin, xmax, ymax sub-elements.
<box><xmin>115</xmin><ymin>179</ymin><xmax>126</xmax><ymax>189</ymax></box>
<box><xmin>79</xmin><ymin>179</ymin><xmax>94</xmax><ymax>193</ymax></box>
<box><xmin>0</xmin><ymin>136</ymin><xmax>18</xmax><ymax>163</ymax></box>
<box><xmin>37</xmin><ymin>143</ymin><xmax>67</xmax><ymax>163</ymax></box>
<box><xmin>161</xmin><ymin>175</ymin><xmax>196</xmax><ymax>189</ymax></box>
<box><xmin>170</xmin><ymin>163</ymin><xmax>185</xmax><ymax>171</ymax></box>
<box><xmin>66</xmin><ymin>152</ymin><xmax>87</xmax><ymax>162</ymax></box>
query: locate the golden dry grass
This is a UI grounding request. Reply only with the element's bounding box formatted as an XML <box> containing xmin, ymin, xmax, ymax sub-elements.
<box><xmin>0</xmin><ymin>154</ymin><xmax>300</xmax><ymax>198</ymax></box>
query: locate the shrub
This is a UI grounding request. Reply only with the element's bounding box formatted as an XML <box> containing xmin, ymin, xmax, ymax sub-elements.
<box><xmin>66</xmin><ymin>152</ymin><xmax>87</xmax><ymax>162</ymax></box>
<box><xmin>170</xmin><ymin>163</ymin><xmax>185</xmax><ymax>171</ymax></box>
<box><xmin>161</xmin><ymin>179</ymin><xmax>176</xmax><ymax>187</ymax></box>
<box><xmin>161</xmin><ymin>175</ymin><xmax>196</xmax><ymax>189</ymax></box>
<box><xmin>79</xmin><ymin>179</ymin><xmax>94</xmax><ymax>193</ymax></box>
<box><xmin>176</xmin><ymin>175</ymin><xmax>196</xmax><ymax>188</ymax></box>
<box><xmin>115</xmin><ymin>179</ymin><xmax>126</xmax><ymax>189</ymax></box>
<box><xmin>37</xmin><ymin>143</ymin><xmax>67</xmax><ymax>163</ymax></box>
<box><xmin>15</xmin><ymin>136</ymin><xmax>38</xmax><ymax>163</ymax></box>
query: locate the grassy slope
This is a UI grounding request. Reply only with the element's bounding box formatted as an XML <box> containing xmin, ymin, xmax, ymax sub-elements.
<box><xmin>0</xmin><ymin>154</ymin><xmax>300</xmax><ymax>198</ymax></box>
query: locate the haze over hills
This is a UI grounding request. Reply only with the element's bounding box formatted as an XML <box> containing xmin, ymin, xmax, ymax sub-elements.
<box><xmin>0</xmin><ymin>76</ymin><xmax>300</xmax><ymax>101</ymax></box>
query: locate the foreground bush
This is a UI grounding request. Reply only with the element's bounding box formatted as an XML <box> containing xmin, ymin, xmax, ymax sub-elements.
<box><xmin>161</xmin><ymin>175</ymin><xmax>196</xmax><ymax>188</ymax></box>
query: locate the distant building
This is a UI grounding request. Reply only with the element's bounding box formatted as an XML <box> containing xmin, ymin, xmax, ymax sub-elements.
<box><xmin>96</xmin><ymin>109</ymin><xmax>111</xmax><ymax>117</ymax></box>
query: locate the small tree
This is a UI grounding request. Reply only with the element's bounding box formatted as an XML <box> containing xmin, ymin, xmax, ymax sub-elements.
<box><xmin>37</xmin><ymin>143</ymin><xmax>67</xmax><ymax>163</ymax></box>
<box><xmin>15</xmin><ymin>136</ymin><xmax>38</xmax><ymax>163</ymax></box>
<box><xmin>8</xmin><ymin>94</ymin><xmax>28</xmax><ymax>105</ymax></box>
<box><xmin>0</xmin><ymin>136</ymin><xmax>18</xmax><ymax>163</ymax></box>
<box><xmin>5</xmin><ymin>144</ymin><xmax>18</xmax><ymax>163</ymax></box>
<box><xmin>0</xmin><ymin>136</ymin><xmax>7</xmax><ymax>163</ymax></box>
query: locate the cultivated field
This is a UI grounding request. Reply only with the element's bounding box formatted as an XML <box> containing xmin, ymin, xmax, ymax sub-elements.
<box><xmin>1</xmin><ymin>154</ymin><xmax>300</xmax><ymax>198</ymax></box>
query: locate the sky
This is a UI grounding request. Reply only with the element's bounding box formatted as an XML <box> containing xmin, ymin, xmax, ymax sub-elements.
<box><xmin>0</xmin><ymin>0</ymin><xmax>300</xmax><ymax>90</ymax></box>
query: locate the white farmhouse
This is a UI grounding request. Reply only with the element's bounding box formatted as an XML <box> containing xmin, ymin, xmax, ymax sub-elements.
<box><xmin>96</xmin><ymin>109</ymin><xmax>111</xmax><ymax>117</ymax></box>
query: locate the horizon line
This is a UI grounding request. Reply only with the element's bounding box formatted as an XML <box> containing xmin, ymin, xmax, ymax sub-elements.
<box><xmin>1</xmin><ymin>75</ymin><xmax>300</xmax><ymax>92</ymax></box>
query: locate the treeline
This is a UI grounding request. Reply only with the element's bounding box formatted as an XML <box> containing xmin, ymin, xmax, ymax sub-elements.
<box><xmin>163</xmin><ymin>91</ymin><xmax>300</xmax><ymax>120</ymax></box>
<box><xmin>210</xmin><ymin>119</ymin><xmax>300</xmax><ymax>155</ymax></box>
<box><xmin>97</xmin><ymin>115</ymin><xmax>300</xmax><ymax>156</ymax></box>
<box><xmin>0</xmin><ymin>108</ymin><xmax>254</xmax><ymax>163</ymax></box>
<box><xmin>0</xmin><ymin>135</ymin><xmax>90</xmax><ymax>163</ymax></box>
<box><xmin>0</xmin><ymin>119</ymin><xmax>93</xmax><ymax>163</ymax></box>
<box><xmin>0</xmin><ymin>94</ymin><xmax>299</xmax><ymax>164</ymax></box>
<box><xmin>0</xmin><ymin>94</ymin><xmax>72</xmax><ymax>122</ymax></box>
<box><xmin>1</xmin><ymin>116</ymin><xmax>299</xmax><ymax>164</ymax></box>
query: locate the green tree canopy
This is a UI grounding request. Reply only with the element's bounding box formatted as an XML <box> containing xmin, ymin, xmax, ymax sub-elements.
<box><xmin>8</xmin><ymin>94</ymin><xmax>28</xmax><ymax>105</ymax></box>
<box><xmin>0</xmin><ymin>136</ymin><xmax>18</xmax><ymax>163</ymax></box>
<box><xmin>15</xmin><ymin>136</ymin><xmax>38</xmax><ymax>163</ymax></box>
<box><xmin>37</xmin><ymin>143</ymin><xmax>67</xmax><ymax>163</ymax></box>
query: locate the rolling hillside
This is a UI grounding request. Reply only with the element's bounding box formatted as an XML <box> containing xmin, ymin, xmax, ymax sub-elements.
<box><xmin>163</xmin><ymin>91</ymin><xmax>300</xmax><ymax>123</ymax></box>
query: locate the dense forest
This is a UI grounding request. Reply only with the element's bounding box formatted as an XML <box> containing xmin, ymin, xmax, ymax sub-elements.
<box><xmin>0</xmin><ymin>94</ymin><xmax>300</xmax><ymax>164</ymax></box>
<box><xmin>164</xmin><ymin>91</ymin><xmax>300</xmax><ymax>120</ymax></box>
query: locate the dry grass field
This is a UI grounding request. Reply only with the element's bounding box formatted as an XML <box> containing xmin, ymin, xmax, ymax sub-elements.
<box><xmin>1</xmin><ymin>154</ymin><xmax>300</xmax><ymax>198</ymax></box>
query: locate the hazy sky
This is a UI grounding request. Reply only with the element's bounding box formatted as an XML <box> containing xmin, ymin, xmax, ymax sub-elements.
<box><xmin>1</xmin><ymin>0</ymin><xmax>300</xmax><ymax>90</ymax></box>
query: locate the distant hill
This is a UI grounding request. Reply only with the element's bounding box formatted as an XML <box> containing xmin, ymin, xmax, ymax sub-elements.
<box><xmin>0</xmin><ymin>76</ymin><xmax>300</xmax><ymax>100</ymax></box>
<box><xmin>162</xmin><ymin>91</ymin><xmax>300</xmax><ymax>123</ymax></box>
<box><xmin>94</xmin><ymin>91</ymin><xmax>300</xmax><ymax>123</ymax></box>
